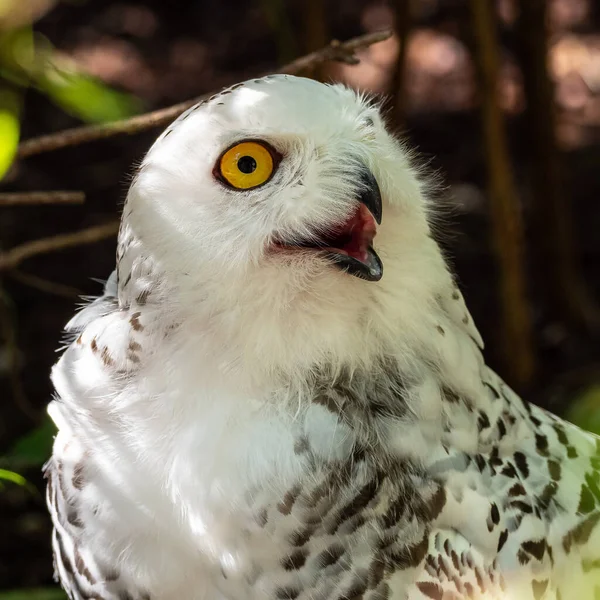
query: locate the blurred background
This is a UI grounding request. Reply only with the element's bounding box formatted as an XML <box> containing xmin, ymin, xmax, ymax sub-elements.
<box><xmin>0</xmin><ymin>0</ymin><xmax>599</xmax><ymax>596</ymax></box>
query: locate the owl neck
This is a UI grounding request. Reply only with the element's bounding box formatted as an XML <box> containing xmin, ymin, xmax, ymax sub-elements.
<box><xmin>116</xmin><ymin>215</ymin><xmax>488</xmax><ymax>420</ymax></box>
<box><xmin>270</xmin><ymin>291</ymin><xmax>491</xmax><ymax>464</ymax></box>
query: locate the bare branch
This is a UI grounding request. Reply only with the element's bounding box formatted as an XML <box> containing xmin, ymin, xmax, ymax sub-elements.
<box><xmin>18</xmin><ymin>99</ymin><xmax>198</xmax><ymax>159</ymax></box>
<box><xmin>300</xmin><ymin>0</ymin><xmax>327</xmax><ymax>80</ymax></box>
<box><xmin>17</xmin><ymin>30</ymin><xmax>391</xmax><ymax>159</ymax></box>
<box><xmin>469</xmin><ymin>0</ymin><xmax>535</xmax><ymax>389</ymax></box>
<box><xmin>0</xmin><ymin>221</ymin><xmax>119</xmax><ymax>271</ymax></box>
<box><xmin>7</xmin><ymin>269</ymin><xmax>83</xmax><ymax>298</ymax></box>
<box><xmin>517</xmin><ymin>0</ymin><xmax>600</xmax><ymax>331</ymax></box>
<box><xmin>0</xmin><ymin>191</ymin><xmax>85</xmax><ymax>206</ymax></box>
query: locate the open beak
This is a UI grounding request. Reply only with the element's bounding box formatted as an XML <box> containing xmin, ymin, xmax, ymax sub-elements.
<box><xmin>275</xmin><ymin>168</ymin><xmax>383</xmax><ymax>282</ymax></box>
<box><xmin>325</xmin><ymin>168</ymin><xmax>382</xmax><ymax>281</ymax></box>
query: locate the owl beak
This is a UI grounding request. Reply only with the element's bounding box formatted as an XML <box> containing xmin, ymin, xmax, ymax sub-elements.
<box><xmin>324</xmin><ymin>168</ymin><xmax>383</xmax><ymax>282</ymax></box>
<box><xmin>272</xmin><ymin>167</ymin><xmax>383</xmax><ymax>282</ymax></box>
<box><xmin>356</xmin><ymin>168</ymin><xmax>382</xmax><ymax>225</ymax></box>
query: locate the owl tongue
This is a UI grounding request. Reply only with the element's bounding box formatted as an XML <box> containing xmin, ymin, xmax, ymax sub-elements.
<box><xmin>318</xmin><ymin>202</ymin><xmax>383</xmax><ymax>282</ymax></box>
<box><xmin>273</xmin><ymin>200</ymin><xmax>383</xmax><ymax>281</ymax></box>
<box><xmin>325</xmin><ymin>203</ymin><xmax>376</xmax><ymax>263</ymax></box>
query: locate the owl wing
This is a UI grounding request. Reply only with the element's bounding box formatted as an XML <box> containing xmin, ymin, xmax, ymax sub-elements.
<box><xmin>405</xmin><ymin>528</ymin><xmax>551</xmax><ymax>600</ymax></box>
<box><xmin>46</xmin><ymin>271</ymin><xmax>156</xmax><ymax>600</ymax></box>
<box><xmin>45</xmin><ymin>445</ymin><xmax>115</xmax><ymax>599</ymax></box>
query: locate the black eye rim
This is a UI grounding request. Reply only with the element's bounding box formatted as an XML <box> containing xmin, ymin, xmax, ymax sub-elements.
<box><xmin>213</xmin><ymin>138</ymin><xmax>283</xmax><ymax>191</ymax></box>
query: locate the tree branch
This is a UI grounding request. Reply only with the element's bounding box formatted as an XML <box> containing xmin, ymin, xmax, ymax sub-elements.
<box><xmin>301</xmin><ymin>0</ymin><xmax>328</xmax><ymax>81</ymax></box>
<box><xmin>0</xmin><ymin>221</ymin><xmax>119</xmax><ymax>271</ymax></box>
<box><xmin>0</xmin><ymin>191</ymin><xmax>85</xmax><ymax>206</ymax></box>
<box><xmin>7</xmin><ymin>269</ymin><xmax>83</xmax><ymax>298</ymax></box>
<box><xmin>517</xmin><ymin>0</ymin><xmax>600</xmax><ymax>331</ymax></box>
<box><xmin>17</xmin><ymin>31</ymin><xmax>391</xmax><ymax>159</ymax></box>
<box><xmin>469</xmin><ymin>0</ymin><xmax>535</xmax><ymax>389</ymax></box>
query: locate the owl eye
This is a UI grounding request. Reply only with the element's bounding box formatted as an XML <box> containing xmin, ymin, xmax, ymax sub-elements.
<box><xmin>216</xmin><ymin>140</ymin><xmax>277</xmax><ymax>190</ymax></box>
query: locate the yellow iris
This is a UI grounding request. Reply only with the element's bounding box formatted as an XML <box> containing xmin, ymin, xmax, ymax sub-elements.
<box><xmin>218</xmin><ymin>141</ymin><xmax>275</xmax><ymax>190</ymax></box>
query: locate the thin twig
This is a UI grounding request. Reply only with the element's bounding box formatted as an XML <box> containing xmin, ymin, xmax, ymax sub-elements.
<box><xmin>0</xmin><ymin>191</ymin><xmax>85</xmax><ymax>206</ymax></box>
<box><xmin>17</xmin><ymin>31</ymin><xmax>391</xmax><ymax>159</ymax></box>
<box><xmin>7</xmin><ymin>269</ymin><xmax>83</xmax><ymax>298</ymax></box>
<box><xmin>18</xmin><ymin>98</ymin><xmax>198</xmax><ymax>159</ymax></box>
<box><xmin>469</xmin><ymin>0</ymin><xmax>535</xmax><ymax>389</ymax></box>
<box><xmin>517</xmin><ymin>0</ymin><xmax>600</xmax><ymax>331</ymax></box>
<box><xmin>0</xmin><ymin>221</ymin><xmax>119</xmax><ymax>271</ymax></box>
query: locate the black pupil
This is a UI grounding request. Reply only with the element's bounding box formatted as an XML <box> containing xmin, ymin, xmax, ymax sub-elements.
<box><xmin>237</xmin><ymin>155</ymin><xmax>257</xmax><ymax>174</ymax></box>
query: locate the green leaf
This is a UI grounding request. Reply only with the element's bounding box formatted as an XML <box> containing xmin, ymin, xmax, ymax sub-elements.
<box><xmin>0</xmin><ymin>588</ymin><xmax>67</xmax><ymax>600</ymax></box>
<box><xmin>566</xmin><ymin>384</ymin><xmax>600</xmax><ymax>436</ymax></box>
<box><xmin>0</xmin><ymin>28</ymin><xmax>141</xmax><ymax>124</ymax></box>
<box><xmin>5</xmin><ymin>417</ymin><xmax>56</xmax><ymax>467</ymax></box>
<box><xmin>0</xmin><ymin>87</ymin><xmax>20</xmax><ymax>179</ymax></box>
<box><xmin>39</xmin><ymin>64</ymin><xmax>142</xmax><ymax>123</ymax></box>
<box><xmin>0</xmin><ymin>468</ymin><xmax>27</xmax><ymax>486</ymax></box>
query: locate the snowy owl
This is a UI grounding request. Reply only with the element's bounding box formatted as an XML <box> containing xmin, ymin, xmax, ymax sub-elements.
<box><xmin>45</xmin><ymin>75</ymin><xmax>600</xmax><ymax>600</ymax></box>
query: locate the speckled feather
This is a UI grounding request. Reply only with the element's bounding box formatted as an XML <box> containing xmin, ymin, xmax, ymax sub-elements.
<box><xmin>46</xmin><ymin>75</ymin><xmax>600</xmax><ymax>600</ymax></box>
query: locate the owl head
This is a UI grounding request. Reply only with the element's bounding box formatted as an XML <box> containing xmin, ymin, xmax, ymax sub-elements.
<box><xmin>123</xmin><ymin>75</ymin><xmax>450</xmax><ymax>372</ymax></box>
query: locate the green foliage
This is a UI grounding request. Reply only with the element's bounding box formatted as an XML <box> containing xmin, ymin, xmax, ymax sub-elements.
<box><xmin>566</xmin><ymin>385</ymin><xmax>600</xmax><ymax>436</ymax></box>
<box><xmin>0</xmin><ymin>24</ymin><xmax>142</xmax><ymax>180</ymax></box>
<box><xmin>0</xmin><ymin>588</ymin><xmax>67</xmax><ymax>600</ymax></box>
<box><xmin>0</xmin><ymin>27</ymin><xmax>142</xmax><ymax>123</ymax></box>
<box><xmin>0</xmin><ymin>86</ymin><xmax>20</xmax><ymax>179</ymax></box>
<box><xmin>0</xmin><ymin>467</ymin><xmax>27</xmax><ymax>486</ymax></box>
<box><xmin>0</xmin><ymin>417</ymin><xmax>56</xmax><ymax>494</ymax></box>
<box><xmin>5</xmin><ymin>417</ymin><xmax>57</xmax><ymax>468</ymax></box>
<box><xmin>38</xmin><ymin>64</ymin><xmax>142</xmax><ymax>123</ymax></box>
